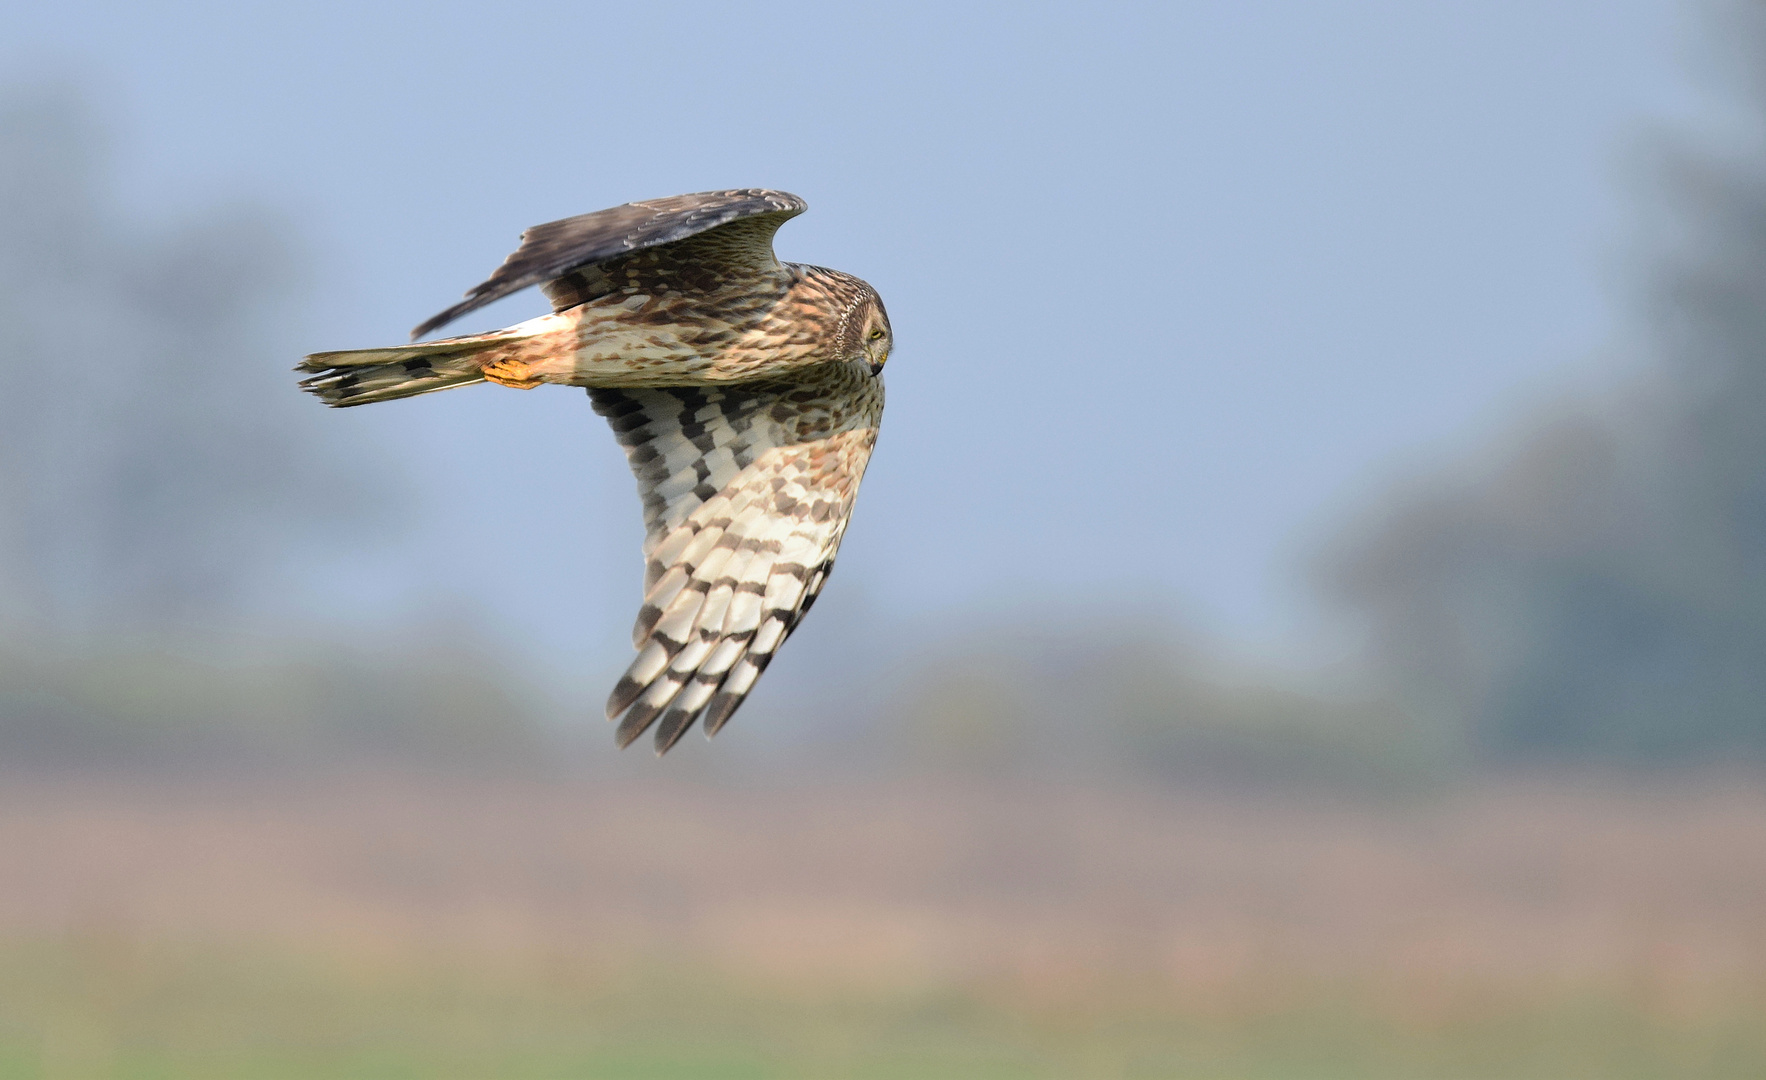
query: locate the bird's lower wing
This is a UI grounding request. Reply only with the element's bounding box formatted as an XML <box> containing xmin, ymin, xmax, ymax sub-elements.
<box><xmin>590</xmin><ymin>382</ymin><xmax>876</xmax><ymax>752</ymax></box>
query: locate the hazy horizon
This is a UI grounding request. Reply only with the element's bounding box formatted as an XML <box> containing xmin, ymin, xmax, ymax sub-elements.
<box><xmin>1</xmin><ymin>0</ymin><xmax>1712</xmax><ymax>688</ymax></box>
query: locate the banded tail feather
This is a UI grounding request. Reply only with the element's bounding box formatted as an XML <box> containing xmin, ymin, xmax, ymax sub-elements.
<box><xmin>295</xmin><ymin>316</ymin><xmax>568</xmax><ymax>407</ymax></box>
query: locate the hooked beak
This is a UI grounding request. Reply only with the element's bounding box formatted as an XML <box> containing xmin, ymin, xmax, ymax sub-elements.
<box><xmin>868</xmin><ymin>360</ymin><xmax>885</xmax><ymax>377</ymax></box>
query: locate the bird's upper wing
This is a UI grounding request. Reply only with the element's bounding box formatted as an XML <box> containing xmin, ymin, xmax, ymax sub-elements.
<box><xmin>590</xmin><ymin>370</ymin><xmax>879</xmax><ymax>752</ymax></box>
<box><xmin>411</xmin><ymin>189</ymin><xmax>806</xmax><ymax>340</ymax></box>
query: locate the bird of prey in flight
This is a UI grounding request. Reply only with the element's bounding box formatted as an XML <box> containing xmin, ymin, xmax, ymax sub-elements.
<box><xmin>297</xmin><ymin>190</ymin><xmax>891</xmax><ymax>753</ymax></box>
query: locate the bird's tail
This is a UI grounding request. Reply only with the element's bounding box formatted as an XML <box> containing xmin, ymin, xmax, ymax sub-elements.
<box><xmin>296</xmin><ymin>316</ymin><xmax>572</xmax><ymax>407</ymax></box>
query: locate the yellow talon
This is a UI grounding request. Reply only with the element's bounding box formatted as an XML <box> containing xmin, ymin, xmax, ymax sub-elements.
<box><xmin>481</xmin><ymin>357</ymin><xmax>544</xmax><ymax>389</ymax></box>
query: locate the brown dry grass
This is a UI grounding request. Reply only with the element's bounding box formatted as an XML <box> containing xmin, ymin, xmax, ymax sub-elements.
<box><xmin>0</xmin><ymin>767</ymin><xmax>1760</xmax><ymax>1008</ymax></box>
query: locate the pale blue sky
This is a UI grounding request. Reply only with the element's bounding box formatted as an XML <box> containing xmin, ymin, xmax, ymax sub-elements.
<box><xmin>1</xmin><ymin>0</ymin><xmax>1707</xmax><ymax>684</ymax></box>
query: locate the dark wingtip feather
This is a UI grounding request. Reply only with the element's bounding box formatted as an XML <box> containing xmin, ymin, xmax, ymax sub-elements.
<box><xmin>631</xmin><ymin>605</ymin><xmax>663</xmax><ymax>647</ymax></box>
<box><xmin>701</xmin><ymin>692</ymin><xmax>743</xmax><ymax>737</ymax></box>
<box><xmin>409</xmin><ymin>298</ymin><xmax>485</xmax><ymax>341</ymax></box>
<box><xmin>606</xmin><ymin>676</ymin><xmax>646</xmax><ymax>720</ymax></box>
<box><xmin>653</xmin><ymin>706</ymin><xmax>701</xmax><ymax>755</ymax></box>
<box><xmin>615</xmin><ymin>701</ymin><xmax>664</xmax><ymax>748</ymax></box>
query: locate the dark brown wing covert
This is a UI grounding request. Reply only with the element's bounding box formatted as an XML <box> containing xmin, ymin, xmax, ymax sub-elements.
<box><xmin>410</xmin><ymin>189</ymin><xmax>806</xmax><ymax>340</ymax></box>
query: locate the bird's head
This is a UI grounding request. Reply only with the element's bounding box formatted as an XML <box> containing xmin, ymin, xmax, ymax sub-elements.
<box><xmin>850</xmin><ymin>290</ymin><xmax>892</xmax><ymax>378</ymax></box>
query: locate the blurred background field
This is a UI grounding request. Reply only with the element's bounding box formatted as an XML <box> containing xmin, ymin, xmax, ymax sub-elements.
<box><xmin>0</xmin><ymin>770</ymin><xmax>1762</xmax><ymax>1078</ymax></box>
<box><xmin>5</xmin><ymin>0</ymin><xmax>1766</xmax><ymax>1075</ymax></box>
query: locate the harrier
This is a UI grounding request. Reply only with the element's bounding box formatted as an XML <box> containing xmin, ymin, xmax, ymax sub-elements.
<box><xmin>297</xmin><ymin>190</ymin><xmax>890</xmax><ymax>753</ymax></box>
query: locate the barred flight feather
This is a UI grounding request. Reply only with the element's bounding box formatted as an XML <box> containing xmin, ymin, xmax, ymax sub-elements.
<box><xmin>591</xmin><ymin>370</ymin><xmax>877</xmax><ymax>751</ymax></box>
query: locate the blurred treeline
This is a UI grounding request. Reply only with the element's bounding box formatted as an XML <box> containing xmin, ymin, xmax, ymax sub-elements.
<box><xmin>0</xmin><ymin>85</ymin><xmax>549</xmax><ymax>768</ymax></box>
<box><xmin>6</xmin><ymin>0</ymin><xmax>1766</xmax><ymax>780</ymax></box>
<box><xmin>1318</xmin><ymin>4</ymin><xmax>1766</xmax><ymax>768</ymax></box>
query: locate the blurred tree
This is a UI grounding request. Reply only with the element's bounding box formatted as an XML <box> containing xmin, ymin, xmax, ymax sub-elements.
<box><xmin>0</xmin><ymin>84</ymin><xmax>376</xmax><ymax>639</ymax></box>
<box><xmin>864</xmin><ymin>613</ymin><xmax>1430</xmax><ymax>788</ymax></box>
<box><xmin>1320</xmin><ymin>2</ymin><xmax>1766</xmax><ymax>764</ymax></box>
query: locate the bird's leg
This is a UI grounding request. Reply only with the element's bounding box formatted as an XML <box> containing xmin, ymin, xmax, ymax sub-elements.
<box><xmin>476</xmin><ymin>328</ymin><xmax>579</xmax><ymax>389</ymax></box>
<box><xmin>481</xmin><ymin>356</ymin><xmax>546</xmax><ymax>389</ymax></box>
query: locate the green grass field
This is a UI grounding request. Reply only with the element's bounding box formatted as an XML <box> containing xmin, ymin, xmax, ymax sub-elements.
<box><xmin>0</xmin><ymin>939</ymin><xmax>1762</xmax><ymax>1079</ymax></box>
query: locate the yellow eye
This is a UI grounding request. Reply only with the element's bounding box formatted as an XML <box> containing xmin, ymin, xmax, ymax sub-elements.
<box><xmin>868</xmin><ymin>329</ymin><xmax>885</xmax><ymax>340</ymax></box>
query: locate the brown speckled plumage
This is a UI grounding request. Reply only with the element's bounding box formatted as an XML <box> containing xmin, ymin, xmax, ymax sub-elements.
<box><xmin>295</xmin><ymin>190</ymin><xmax>890</xmax><ymax>752</ymax></box>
